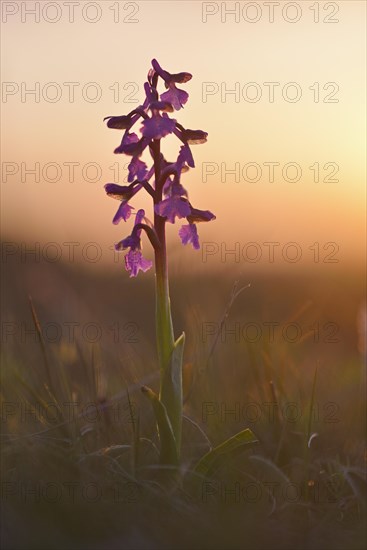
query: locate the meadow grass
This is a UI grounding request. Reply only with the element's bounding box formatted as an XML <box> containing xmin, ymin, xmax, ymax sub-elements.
<box><xmin>1</xmin><ymin>252</ymin><xmax>366</xmax><ymax>549</ymax></box>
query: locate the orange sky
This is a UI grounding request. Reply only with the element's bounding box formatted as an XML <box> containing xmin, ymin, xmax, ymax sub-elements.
<box><xmin>1</xmin><ymin>1</ymin><xmax>366</xmax><ymax>272</ymax></box>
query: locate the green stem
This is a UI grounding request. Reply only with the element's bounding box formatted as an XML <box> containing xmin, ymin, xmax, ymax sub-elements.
<box><xmin>152</xmin><ymin>139</ymin><xmax>183</xmax><ymax>455</ymax></box>
<box><xmin>152</xmin><ymin>139</ymin><xmax>174</xmax><ymax>372</ymax></box>
<box><xmin>154</xmin><ymin>219</ymin><xmax>174</xmax><ymax>373</ymax></box>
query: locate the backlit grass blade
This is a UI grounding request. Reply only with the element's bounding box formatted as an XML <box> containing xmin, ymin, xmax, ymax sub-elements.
<box><xmin>194</xmin><ymin>428</ymin><xmax>258</xmax><ymax>477</ymax></box>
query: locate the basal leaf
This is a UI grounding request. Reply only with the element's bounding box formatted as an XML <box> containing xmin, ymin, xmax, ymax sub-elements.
<box><xmin>141</xmin><ymin>385</ymin><xmax>179</xmax><ymax>466</ymax></box>
<box><xmin>160</xmin><ymin>332</ymin><xmax>185</xmax><ymax>454</ymax></box>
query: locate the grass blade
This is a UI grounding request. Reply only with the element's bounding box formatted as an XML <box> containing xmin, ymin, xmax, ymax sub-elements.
<box><xmin>194</xmin><ymin>428</ymin><xmax>258</xmax><ymax>478</ymax></box>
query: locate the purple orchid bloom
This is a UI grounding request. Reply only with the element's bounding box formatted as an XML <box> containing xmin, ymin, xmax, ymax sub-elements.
<box><xmin>179</xmin><ymin>224</ymin><xmax>200</xmax><ymax>250</ymax></box>
<box><xmin>160</xmin><ymin>87</ymin><xmax>189</xmax><ymax>112</ymax></box>
<box><xmin>114</xmin><ymin>131</ymin><xmax>149</xmax><ymax>157</ymax></box>
<box><xmin>155</xmin><ymin>196</ymin><xmax>191</xmax><ymax>224</ymax></box>
<box><xmin>113</xmin><ymin>202</ymin><xmax>134</xmax><ymax>224</ymax></box>
<box><xmin>104</xmin><ymin>114</ymin><xmax>133</xmax><ymax>130</ymax></box>
<box><xmin>187</xmin><ymin>207</ymin><xmax>216</xmax><ymax>224</ymax></box>
<box><xmin>105</xmin><ymin>182</ymin><xmax>142</xmax><ymax>224</ymax></box>
<box><xmin>182</xmin><ymin>129</ymin><xmax>208</xmax><ymax>144</ymax></box>
<box><xmin>149</xmin><ymin>100</ymin><xmax>174</xmax><ymax>113</ymax></box>
<box><xmin>162</xmin><ymin>177</ymin><xmax>187</xmax><ymax>198</ymax></box>
<box><xmin>115</xmin><ymin>209</ymin><xmax>146</xmax><ymax>250</ymax></box>
<box><xmin>105</xmin><ymin>182</ymin><xmax>140</xmax><ymax>201</ymax></box>
<box><xmin>179</xmin><ymin>205</ymin><xmax>216</xmax><ymax>249</ymax></box>
<box><xmin>141</xmin><ymin>112</ymin><xmax>176</xmax><ymax>140</ymax></box>
<box><xmin>151</xmin><ymin>59</ymin><xmax>192</xmax><ymax>87</ymax></box>
<box><xmin>115</xmin><ymin>210</ymin><xmax>153</xmax><ymax>277</ymax></box>
<box><xmin>158</xmin><ymin>145</ymin><xmax>193</xmax><ymax>198</ymax></box>
<box><xmin>177</xmin><ymin>144</ymin><xmax>195</xmax><ymax>169</ymax></box>
<box><xmin>125</xmin><ymin>250</ymin><xmax>153</xmax><ymax>277</ymax></box>
<box><xmin>104</xmin><ymin>59</ymin><xmax>215</xmax><ymax>276</ymax></box>
<box><xmin>127</xmin><ymin>158</ymin><xmax>148</xmax><ymax>183</ymax></box>
<box><xmin>113</xmin><ymin>131</ymin><xmax>138</xmax><ymax>153</ymax></box>
<box><xmin>175</xmin><ymin>124</ymin><xmax>208</xmax><ymax>145</ymax></box>
<box><xmin>151</xmin><ymin>59</ymin><xmax>192</xmax><ymax>111</ymax></box>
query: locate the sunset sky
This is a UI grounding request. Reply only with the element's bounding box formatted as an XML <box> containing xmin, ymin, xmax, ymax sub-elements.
<box><xmin>1</xmin><ymin>0</ymin><xmax>365</xmax><ymax>272</ymax></box>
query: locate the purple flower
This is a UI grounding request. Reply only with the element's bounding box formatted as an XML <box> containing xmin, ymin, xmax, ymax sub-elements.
<box><xmin>158</xmin><ymin>145</ymin><xmax>193</xmax><ymax>191</ymax></box>
<box><xmin>160</xmin><ymin>87</ymin><xmax>189</xmax><ymax>111</ymax></box>
<box><xmin>104</xmin><ymin>114</ymin><xmax>133</xmax><ymax>130</ymax></box>
<box><xmin>179</xmin><ymin>224</ymin><xmax>199</xmax><ymax>250</ymax></box>
<box><xmin>155</xmin><ymin>196</ymin><xmax>191</xmax><ymax>224</ymax></box>
<box><xmin>143</xmin><ymin>82</ymin><xmax>158</xmax><ymax>107</ymax></box>
<box><xmin>104</xmin><ymin>107</ymin><xmax>145</xmax><ymax>131</ymax></box>
<box><xmin>114</xmin><ymin>132</ymin><xmax>149</xmax><ymax>157</ymax></box>
<box><xmin>149</xmin><ymin>100</ymin><xmax>174</xmax><ymax>113</ymax></box>
<box><xmin>182</xmin><ymin>128</ymin><xmax>208</xmax><ymax>145</ymax></box>
<box><xmin>128</xmin><ymin>158</ymin><xmax>148</xmax><ymax>183</ymax></box>
<box><xmin>113</xmin><ymin>202</ymin><xmax>134</xmax><ymax>224</ymax></box>
<box><xmin>116</xmin><ymin>231</ymin><xmax>140</xmax><ymax>251</ymax></box>
<box><xmin>105</xmin><ymin>182</ymin><xmax>142</xmax><ymax>224</ymax></box>
<box><xmin>105</xmin><ymin>182</ymin><xmax>140</xmax><ymax>201</ymax></box>
<box><xmin>162</xmin><ymin>176</ymin><xmax>174</xmax><ymax>195</ymax></box>
<box><xmin>177</xmin><ymin>144</ymin><xmax>195</xmax><ymax>169</ymax></box>
<box><xmin>177</xmin><ymin>205</ymin><xmax>216</xmax><ymax>250</ymax></box>
<box><xmin>151</xmin><ymin>59</ymin><xmax>192</xmax><ymax>86</ymax></box>
<box><xmin>141</xmin><ymin>113</ymin><xmax>176</xmax><ymax>140</ymax></box>
<box><xmin>187</xmin><ymin>207</ymin><xmax>216</xmax><ymax>224</ymax></box>
<box><xmin>125</xmin><ymin>250</ymin><xmax>153</xmax><ymax>278</ymax></box>
<box><xmin>163</xmin><ymin>178</ymin><xmax>187</xmax><ymax>198</ymax></box>
<box><xmin>113</xmin><ymin>131</ymin><xmax>138</xmax><ymax>153</ymax></box>
<box><xmin>115</xmin><ymin>210</ymin><xmax>153</xmax><ymax>277</ymax></box>
<box><xmin>104</xmin><ymin>60</ymin><xmax>215</xmax><ymax>276</ymax></box>
<box><xmin>151</xmin><ymin>59</ymin><xmax>192</xmax><ymax>111</ymax></box>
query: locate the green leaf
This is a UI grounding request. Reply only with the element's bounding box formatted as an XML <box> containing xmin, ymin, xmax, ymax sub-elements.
<box><xmin>141</xmin><ymin>386</ymin><xmax>179</xmax><ymax>466</ymax></box>
<box><xmin>194</xmin><ymin>428</ymin><xmax>258</xmax><ymax>477</ymax></box>
<box><xmin>160</xmin><ymin>332</ymin><xmax>185</xmax><ymax>454</ymax></box>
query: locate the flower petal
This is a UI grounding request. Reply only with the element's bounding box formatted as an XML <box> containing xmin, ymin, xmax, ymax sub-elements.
<box><xmin>155</xmin><ymin>196</ymin><xmax>191</xmax><ymax>224</ymax></box>
<box><xmin>143</xmin><ymin>82</ymin><xmax>158</xmax><ymax>105</ymax></box>
<box><xmin>177</xmin><ymin>144</ymin><xmax>195</xmax><ymax>169</ymax></box>
<box><xmin>183</xmin><ymin>129</ymin><xmax>208</xmax><ymax>145</ymax></box>
<box><xmin>169</xmin><ymin>72</ymin><xmax>192</xmax><ymax>84</ymax></box>
<box><xmin>149</xmin><ymin>100</ymin><xmax>174</xmax><ymax>113</ymax></box>
<box><xmin>115</xmin><ymin>136</ymin><xmax>149</xmax><ymax>157</ymax></box>
<box><xmin>104</xmin><ymin>115</ymin><xmax>132</xmax><ymax>130</ymax></box>
<box><xmin>115</xmin><ymin>234</ymin><xmax>138</xmax><ymax>251</ymax></box>
<box><xmin>179</xmin><ymin>224</ymin><xmax>200</xmax><ymax>250</ymax></box>
<box><xmin>114</xmin><ymin>131</ymin><xmax>139</xmax><ymax>154</ymax></box>
<box><xmin>105</xmin><ymin>183</ymin><xmax>131</xmax><ymax>200</ymax></box>
<box><xmin>115</xmin><ymin>210</ymin><xmax>147</xmax><ymax>249</ymax></box>
<box><xmin>105</xmin><ymin>182</ymin><xmax>141</xmax><ymax>202</ymax></box>
<box><xmin>161</xmin><ymin>86</ymin><xmax>189</xmax><ymax>111</ymax></box>
<box><xmin>128</xmin><ymin>158</ymin><xmax>148</xmax><ymax>183</ymax></box>
<box><xmin>187</xmin><ymin>207</ymin><xmax>216</xmax><ymax>224</ymax></box>
<box><xmin>125</xmin><ymin>250</ymin><xmax>153</xmax><ymax>277</ymax></box>
<box><xmin>113</xmin><ymin>202</ymin><xmax>134</xmax><ymax>225</ymax></box>
<box><xmin>163</xmin><ymin>178</ymin><xmax>187</xmax><ymax>198</ymax></box>
<box><xmin>151</xmin><ymin>59</ymin><xmax>192</xmax><ymax>86</ymax></box>
<box><xmin>141</xmin><ymin>114</ymin><xmax>176</xmax><ymax>140</ymax></box>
